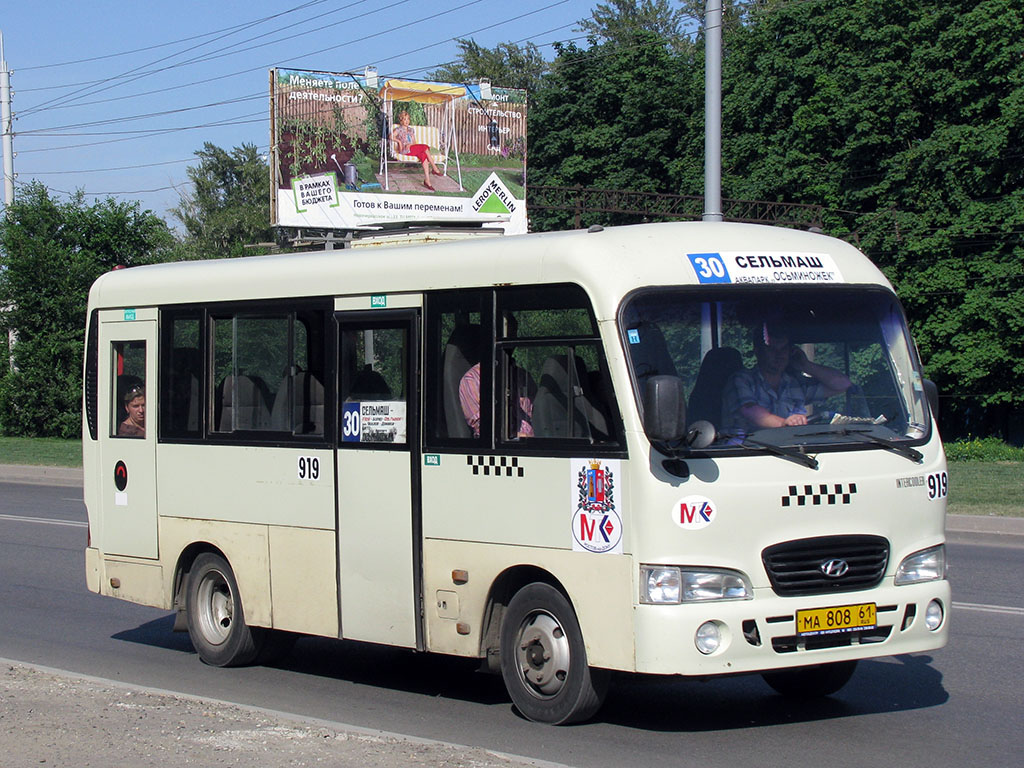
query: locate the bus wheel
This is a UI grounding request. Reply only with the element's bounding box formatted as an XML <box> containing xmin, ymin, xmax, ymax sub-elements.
<box><xmin>761</xmin><ymin>660</ymin><xmax>857</xmax><ymax>698</ymax></box>
<box><xmin>499</xmin><ymin>583</ymin><xmax>609</xmax><ymax>724</ymax></box>
<box><xmin>186</xmin><ymin>552</ymin><xmax>264</xmax><ymax>667</ymax></box>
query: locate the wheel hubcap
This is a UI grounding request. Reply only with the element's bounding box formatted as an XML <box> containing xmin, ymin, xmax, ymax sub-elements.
<box><xmin>516</xmin><ymin>610</ymin><xmax>571</xmax><ymax>698</ymax></box>
<box><xmin>196</xmin><ymin>569</ymin><xmax>233</xmax><ymax>645</ymax></box>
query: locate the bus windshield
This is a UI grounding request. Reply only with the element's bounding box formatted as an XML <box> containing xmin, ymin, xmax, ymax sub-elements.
<box><xmin>621</xmin><ymin>285</ymin><xmax>931</xmax><ymax>451</ymax></box>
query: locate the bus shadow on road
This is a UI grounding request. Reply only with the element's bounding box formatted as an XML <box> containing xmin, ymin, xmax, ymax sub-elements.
<box><xmin>111</xmin><ymin>614</ymin><xmax>194</xmax><ymax>654</ymax></box>
<box><xmin>114</xmin><ymin>621</ymin><xmax>509</xmax><ymax>707</ymax></box>
<box><xmin>598</xmin><ymin>654</ymin><xmax>948</xmax><ymax>731</ymax></box>
<box><xmin>273</xmin><ymin>635</ymin><xmax>510</xmax><ymax>707</ymax></box>
<box><xmin>111</xmin><ymin>617</ymin><xmax>947</xmax><ymax>728</ymax></box>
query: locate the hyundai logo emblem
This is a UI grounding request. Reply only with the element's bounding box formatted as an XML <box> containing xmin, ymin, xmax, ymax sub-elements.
<box><xmin>820</xmin><ymin>558</ymin><xmax>850</xmax><ymax>578</ymax></box>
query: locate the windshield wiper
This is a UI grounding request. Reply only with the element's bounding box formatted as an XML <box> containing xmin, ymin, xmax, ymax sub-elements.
<box><xmin>722</xmin><ymin>434</ymin><xmax>819</xmax><ymax>470</ymax></box>
<box><xmin>838</xmin><ymin>427</ymin><xmax>924</xmax><ymax>463</ymax></box>
<box><xmin>800</xmin><ymin>426</ymin><xmax>924</xmax><ymax>463</ymax></box>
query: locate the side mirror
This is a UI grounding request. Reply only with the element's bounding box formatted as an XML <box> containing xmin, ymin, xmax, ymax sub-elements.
<box><xmin>923</xmin><ymin>378</ymin><xmax>939</xmax><ymax>421</ymax></box>
<box><xmin>643</xmin><ymin>375</ymin><xmax>686</xmax><ymax>442</ymax></box>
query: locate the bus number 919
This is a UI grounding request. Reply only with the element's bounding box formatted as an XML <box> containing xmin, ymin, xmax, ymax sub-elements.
<box><xmin>298</xmin><ymin>456</ymin><xmax>320</xmax><ymax>481</ymax></box>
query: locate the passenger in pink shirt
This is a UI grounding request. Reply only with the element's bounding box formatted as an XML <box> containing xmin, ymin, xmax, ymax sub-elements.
<box><xmin>459</xmin><ymin>363</ymin><xmax>534</xmax><ymax>438</ymax></box>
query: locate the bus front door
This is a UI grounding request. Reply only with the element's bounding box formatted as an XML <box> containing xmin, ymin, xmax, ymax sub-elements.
<box><xmin>98</xmin><ymin>309</ymin><xmax>159</xmax><ymax>559</ymax></box>
<box><xmin>335</xmin><ymin>309</ymin><xmax>422</xmax><ymax>649</ymax></box>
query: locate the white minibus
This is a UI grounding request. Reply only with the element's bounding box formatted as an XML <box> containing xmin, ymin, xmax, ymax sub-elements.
<box><xmin>83</xmin><ymin>221</ymin><xmax>949</xmax><ymax>724</ymax></box>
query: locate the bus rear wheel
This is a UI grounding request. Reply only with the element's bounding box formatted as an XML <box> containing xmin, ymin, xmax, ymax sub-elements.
<box><xmin>761</xmin><ymin>660</ymin><xmax>857</xmax><ymax>698</ymax></box>
<box><xmin>186</xmin><ymin>552</ymin><xmax>264</xmax><ymax>667</ymax></box>
<box><xmin>499</xmin><ymin>582</ymin><xmax>609</xmax><ymax>725</ymax></box>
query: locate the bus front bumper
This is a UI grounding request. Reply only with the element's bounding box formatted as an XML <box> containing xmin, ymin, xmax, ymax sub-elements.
<box><xmin>632</xmin><ymin>580</ymin><xmax>951</xmax><ymax>676</ymax></box>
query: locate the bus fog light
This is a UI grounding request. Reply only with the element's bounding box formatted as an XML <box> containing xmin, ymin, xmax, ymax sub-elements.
<box><xmin>925</xmin><ymin>599</ymin><xmax>944</xmax><ymax>631</ymax></box>
<box><xmin>695</xmin><ymin>621</ymin><xmax>722</xmax><ymax>655</ymax></box>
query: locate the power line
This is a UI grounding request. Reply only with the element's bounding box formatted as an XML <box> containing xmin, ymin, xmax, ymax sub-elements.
<box><xmin>17</xmin><ymin>0</ymin><xmax>332</xmax><ymax>73</ymax></box>
<box><xmin>26</xmin><ymin>157</ymin><xmax>195</xmax><ymax>175</ymax></box>
<box><xmin>18</xmin><ymin>0</ymin><xmax>414</xmax><ymax>117</ymax></box>
<box><xmin>17</xmin><ymin>0</ymin><xmax>359</xmax><ymax>116</ymax></box>
<box><xmin>15</xmin><ymin>1</ymin><xmax>575</xmax><ymax>148</ymax></box>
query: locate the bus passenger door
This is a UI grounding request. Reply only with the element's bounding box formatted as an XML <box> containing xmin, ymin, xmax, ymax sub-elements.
<box><xmin>335</xmin><ymin>309</ymin><xmax>421</xmax><ymax>649</ymax></box>
<box><xmin>98</xmin><ymin>309</ymin><xmax>158</xmax><ymax>559</ymax></box>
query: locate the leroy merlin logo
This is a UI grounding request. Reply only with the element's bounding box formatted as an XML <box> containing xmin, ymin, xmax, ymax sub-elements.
<box><xmin>472</xmin><ymin>173</ymin><xmax>518</xmax><ymax>215</ymax></box>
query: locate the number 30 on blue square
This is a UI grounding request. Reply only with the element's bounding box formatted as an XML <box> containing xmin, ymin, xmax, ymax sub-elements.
<box><xmin>687</xmin><ymin>253</ymin><xmax>732</xmax><ymax>284</ymax></box>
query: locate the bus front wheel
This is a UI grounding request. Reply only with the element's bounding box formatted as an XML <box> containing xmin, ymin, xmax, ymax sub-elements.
<box><xmin>499</xmin><ymin>582</ymin><xmax>609</xmax><ymax>724</ymax></box>
<box><xmin>761</xmin><ymin>660</ymin><xmax>857</xmax><ymax>698</ymax></box>
<box><xmin>186</xmin><ymin>552</ymin><xmax>264</xmax><ymax>667</ymax></box>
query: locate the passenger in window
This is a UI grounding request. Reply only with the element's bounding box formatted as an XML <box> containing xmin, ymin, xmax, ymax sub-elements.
<box><xmin>118</xmin><ymin>385</ymin><xmax>146</xmax><ymax>437</ymax></box>
<box><xmin>723</xmin><ymin>322</ymin><xmax>851</xmax><ymax>434</ymax></box>
<box><xmin>459</xmin><ymin>362</ymin><xmax>535</xmax><ymax>438</ymax></box>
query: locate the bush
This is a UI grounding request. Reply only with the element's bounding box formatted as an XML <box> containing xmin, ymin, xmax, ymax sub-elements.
<box><xmin>943</xmin><ymin>437</ymin><xmax>1024</xmax><ymax>462</ymax></box>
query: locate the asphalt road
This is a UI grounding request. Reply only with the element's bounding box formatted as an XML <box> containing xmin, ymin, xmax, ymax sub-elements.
<box><xmin>1</xmin><ymin>480</ymin><xmax>1021</xmax><ymax>767</ymax></box>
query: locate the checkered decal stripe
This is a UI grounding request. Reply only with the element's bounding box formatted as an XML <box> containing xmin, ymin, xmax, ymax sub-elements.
<box><xmin>467</xmin><ymin>455</ymin><xmax>524</xmax><ymax>478</ymax></box>
<box><xmin>782</xmin><ymin>482</ymin><xmax>857</xmax><ymax>506</ymax></box>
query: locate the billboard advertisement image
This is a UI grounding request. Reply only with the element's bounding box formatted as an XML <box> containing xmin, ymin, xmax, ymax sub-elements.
<box><xmin>270</xmin><ymin>68</ymin><xmax>527</xmax><ymax>234</ymax></box>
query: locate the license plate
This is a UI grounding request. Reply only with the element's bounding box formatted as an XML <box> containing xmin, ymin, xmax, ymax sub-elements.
<box><xmin>796</xmin><ymin>603</ymin><xmax>877</xmax><ymax>636</ymax></box>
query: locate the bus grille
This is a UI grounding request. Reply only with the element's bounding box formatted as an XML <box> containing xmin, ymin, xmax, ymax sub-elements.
<box><xmin>762</xmin><ymin>535</ymin><xmax>889</xmax><ymax>597</ymax></box>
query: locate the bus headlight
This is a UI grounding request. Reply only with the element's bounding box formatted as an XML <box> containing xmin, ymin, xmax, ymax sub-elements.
<box><xmin>894</xmin><ymin>544</ymin><xmax>947</xmax><ymax>585</ymax></box>
<box><xmin>641</xmin><ymin>566</ymin><xmax>751</xmax><ymax>604</ymax></box>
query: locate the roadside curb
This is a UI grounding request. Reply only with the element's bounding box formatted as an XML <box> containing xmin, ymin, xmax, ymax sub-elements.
<box><xmin>0</xmin><ymin>463</ymin><xmax>83</xmax><ymax>487</ymax></box>
<box><xmin>946</xmin><ymin>513</ymin><xmax>1024</xmax><ymax>536</ymax></box>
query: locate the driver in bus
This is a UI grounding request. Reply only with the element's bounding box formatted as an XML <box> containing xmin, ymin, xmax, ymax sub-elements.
<box><xmin>722</xmin><ymin>321</ymin><xmax>851</xmax><ymax>434</ymax></box>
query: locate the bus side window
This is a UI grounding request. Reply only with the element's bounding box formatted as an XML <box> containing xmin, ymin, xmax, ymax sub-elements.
<box><xmin>497</xmin><ymin>286</ymin><xmax>619</xmax><ymax>446</ymax></box>
<box><xmin>339</xmin><ymin>324</ymin><xmax>409</xmax><ymax>446</ymax></box>
<box><xmin>111</xmin><ymin>341</ymin><xmax>146</xmax><ymax>439</ymax></box>
<box><xmin>161</xmin><ymin>312</ymin><xmax>202</xmax><ymax>439</ymax></box>
<box><xmin>425</xmin><ymin>291</ymin><xmax>489</xmax><ymax>443</ymax></box>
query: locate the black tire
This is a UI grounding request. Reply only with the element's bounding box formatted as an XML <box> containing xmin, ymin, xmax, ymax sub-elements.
<box><xmin>186</xmin><ymin>552</ymin><xmax>264</xmax><ymax>667</ymax></box>
<box><xmin>499</xmin><ymin>582</ymin><xmax>609</xmax><ymax>725</ymax></box>
<box><xmin>762</xmin><ymin>660</ymin><xmax>857</xmax><ymax>698</ymax></box>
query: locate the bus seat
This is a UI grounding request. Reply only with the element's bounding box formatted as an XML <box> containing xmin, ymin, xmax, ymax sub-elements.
<box><xmin>169</xmin><ymin>347</ymin><xmax>200</xmax><ymax>432</ymax></box>
<box><xmin>269</xmin><ymin>371</ymin><xmax>325</xmax><ymax>434</ymax></box>
<box><xmin>687</xmin><ymin>346</ymin><xmax>742</xmax><ymax>427</ymax></box>
<box><xmin>218</xmin><ymin>375</ymin><xmax>270</xmax><ymax>431</ymax></box>
<box><xmin>629</xmin><ymin>322</ymin><xmax>678</xmax><ymax>383</ymax></box>
<box><xmin>442</xmin><ymin>323</ymin><xmax>482</xmax><ymax>438</ymax></box>
<box><xmin>532</xmin><ymin>354</ymin><xmax>609</xmax><ymax>440</ymax></box>
<box><xmin>348</xmin><ymin>365</ymin><xmax>391</xmax><ymax>400</ymax></box>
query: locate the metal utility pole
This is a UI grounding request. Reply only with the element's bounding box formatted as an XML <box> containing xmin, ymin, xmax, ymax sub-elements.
<box><xmin>1</xmin><ymin>31</ymin><xmax>14</xmax><ymax>210</ymax></box>
<box><xmin>703</xmin><ymin>1</ymin><xmax>723</xmax><ymax>222</ymax></box>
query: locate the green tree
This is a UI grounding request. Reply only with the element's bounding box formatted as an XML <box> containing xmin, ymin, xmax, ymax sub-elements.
<box><xmin>429</xmin><ymin>38</ymin><xmax>549</xmax><ymax>93</ymax></box>
<box><xmin>721</xmin><ymin>0</ymin><xmax>1024</xmax><ymax>439</ymax></box>
<box><xmin>527</xmin><ymin>30</ymin><xmax>703</xmax><ymax>230</ymax></box>
<box><xmin>172</xmin><ymin>142</ymin><xmax>273</xmax><ymax>258</ymax></box>
<box><xmin>0</xmin><ymin>182</ymin><xmax>176</xmax><ymax>437</ymax></box>
<box><xmin>577</xmin><ymin>0</ymin><xmax>690</xmax><ymax>49</ymax></box>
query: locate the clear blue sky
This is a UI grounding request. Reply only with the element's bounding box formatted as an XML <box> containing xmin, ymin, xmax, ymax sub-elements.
<box><xmin>1</xmin><ymin>0</ymin><xmax>597</xmax><ymax>225</ymax></box>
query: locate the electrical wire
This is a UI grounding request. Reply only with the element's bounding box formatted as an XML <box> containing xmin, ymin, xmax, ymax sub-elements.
<box><xmin>17</xmin><ymin>0</ymin><xmax>331</xmax><ymax>72</ymax></box>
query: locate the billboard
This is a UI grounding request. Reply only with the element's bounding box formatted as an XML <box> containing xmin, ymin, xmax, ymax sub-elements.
<box><xmin>270</xmin><ymin>68</ymin><xmax>528</xmax><ymax>234</ymax></box>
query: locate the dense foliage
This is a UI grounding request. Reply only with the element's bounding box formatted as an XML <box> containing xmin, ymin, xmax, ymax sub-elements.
<box><xmin>428</xmin><ymin>38</ymin><xmax>549</xmax><ymax>94</ymax></box>
<box><xmin>0</xmin><ymin>183</ymin><xmax>176</xmax><ymax>437</ymax></box>
<box><xmin>944</xmin><ymin>437</ymin><xmax>1024</xmax><ymax>463</ymax></box>
<box><xmin>527</xmin><ymin>29</ymin><xmax>703</xmax><ymax>230</ymax></box>
<box><xmin>171</xmin><ymin>142</ymin><xmax>274</xmax><ymax>259</ymax></box>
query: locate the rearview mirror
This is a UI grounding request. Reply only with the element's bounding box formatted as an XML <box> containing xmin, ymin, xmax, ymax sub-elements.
<box><xmin>643</xmin><ymin>375</ymin><xmax>686</xmax><ymax>442</ymax></box>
